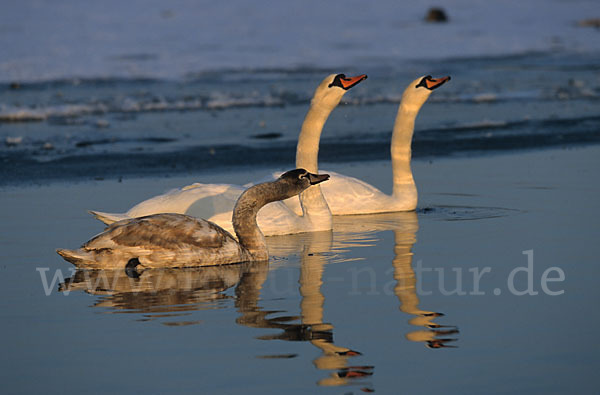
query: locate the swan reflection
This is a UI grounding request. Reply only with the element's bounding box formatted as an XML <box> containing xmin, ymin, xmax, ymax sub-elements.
<box><xmin>59</xmin><ymin>263</ymin><xmax>262</xmax><ymax>324</ymax></box>
<box><xmin>60</xmin><ymin>232</ymin><xmax>374</xmax><ymax>388</ymax></box>
<box><xmin>58</xmin><ymin>210</ymin><xmax>456</xmax><ymax>390</ymax></box>
<box><xmin>334</xmin><ymin>212</ymin><xmax>459</xmax><ymax>349</ymax></box>
<box><xmin>266</xmin><ymin>231</ymin><xmax>375</xmax><ymax>388</ymax></box>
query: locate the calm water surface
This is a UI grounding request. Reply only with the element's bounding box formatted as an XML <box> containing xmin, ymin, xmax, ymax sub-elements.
<box><xmin>2</xmin><ymin>148</ymin><xmax>598</xmax><ymax>393</ymax></box>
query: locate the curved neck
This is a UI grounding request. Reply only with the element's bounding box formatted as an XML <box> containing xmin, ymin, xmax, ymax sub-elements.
<box><xmin>295</xmin><ymin>100</ymin><xmax>333</xmax><ymax>224</ymax></box>
<box><xmin>296</xmin><ymin>101</ymin><xmax>332</xmax><ymax>172</ymax></box>
<box><xmin>391</xmin><ymin>102</ymin><xmax>419</xmax><ymax>196</ymax></box>
<box><xmin>233</xmin><ymin>182</ymin><xmax>288</xmax><ymax>260</ymax></box>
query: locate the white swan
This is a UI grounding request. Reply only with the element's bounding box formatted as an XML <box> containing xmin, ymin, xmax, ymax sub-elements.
<box><xmin>283</xmin><ymin>75</ymin><xmax>450</xmax><ymax>215</ymax></box>
<box><xmin>57</xmin><ymin>169</ymin><xmax>330</xmax><ymax>269</ymax></box>
<box><xmin>89</xmin><ymin>73</ymin><xmax>366</xmax><ymax>236</ymax></box>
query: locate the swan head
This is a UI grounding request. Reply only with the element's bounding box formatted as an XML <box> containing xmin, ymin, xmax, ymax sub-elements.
<box><xmin>311</xmin><ymin>73</ymin><xmax>367</xmax><ymax>109</ymax></box>
<box><xmin>277</xmin><ymin>168</ymin><xmax>330</xmax><ymax>199</ymax></box>
<box><xmin>402</xmin><ymin>75</ymin><xmax>451</xmax><ymax>111</ymax></box>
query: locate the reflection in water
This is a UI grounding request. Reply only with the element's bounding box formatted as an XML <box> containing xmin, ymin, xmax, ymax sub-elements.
<box><xmin>266</xmin><ymin>231</ymin><xmax>375</xmax><ymax>389</ymax></box>
<box><xmin>59</xmin><ymin>263</ymin><xmax>258</xmax><ymax>325</ymax></box>
<box><xmin>58</xmin><ymin>241</ymin><xmax>374</xmax><ymax>389</ymax></box>
<box><xmin>58</xmin><ymin>211</ymin><xmax>457</xmax><ymax>390</ymax></box>
<box><xmin>334</xmin><ymin>212</ymin><xmax>459</xmax><ymax>349</ymax></box>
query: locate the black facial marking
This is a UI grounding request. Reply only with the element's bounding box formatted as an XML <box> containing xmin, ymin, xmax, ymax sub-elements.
<box><xmin>328</xmin><ymin>73</ymin><xmax>367</xmax><ymax>90</ymax></box>
<box><xmin>416</xmin><ymin>75</ymin><xmax>433</xmax><ymax>89</ymax></box>
<box><xmin>416</xmin><ymin>75</ymin><xmax>450</xmax><ymax>91</ymax></box>
<box><xmin>328</xmin><ymin>74</ymin><xmax>347</xmax><ymax>89</ymax></box>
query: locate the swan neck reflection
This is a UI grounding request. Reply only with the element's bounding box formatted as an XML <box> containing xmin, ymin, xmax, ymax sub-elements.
<box><xmin>389</xmin><ymin>214</ymin><xmax>460</xmax><ymax>349</ymax></box>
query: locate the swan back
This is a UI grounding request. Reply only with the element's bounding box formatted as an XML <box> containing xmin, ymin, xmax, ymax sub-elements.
<box><xmin>58</xmin><ymin>213</ymin><xmax>246</xmax><ymax>269</ymax></box>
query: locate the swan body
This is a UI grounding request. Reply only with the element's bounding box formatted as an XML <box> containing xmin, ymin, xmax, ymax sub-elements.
<box><xmin>91</xmin><ymin>182</ymin><xmax>322</xmax><ymax>236</ymax></box>
<box><xmin>320</xmin><ymin>170</ymin><xmax>416</xmax><ymax>214</ymax></box>
<box><xmin>58</xmin><ymin>213</ymin><xmax>249</xmax><ymax>269</ymax></box>
<box><xmin>90</xmin><ymin>73</ymin><xmax>367</xmax><ymax>235</ymax></box>
<box><xmin>58</xmin><ymin>169</ymin><xmax>329</xmax><ymax>269</ymax></box>
<box><xmin>282</xmin><ymin>75</ymin><xmax>450</xmax><ymax>215</ymax></box>
<box><xmin>91</xmin><ymin>183</ymin><xmax>241</xmax><ymax>225</ymax></box>
<box><xmin>281</xmin><ymin>169</ymin><xmax>417</xmax><ymax>215</ymax></box>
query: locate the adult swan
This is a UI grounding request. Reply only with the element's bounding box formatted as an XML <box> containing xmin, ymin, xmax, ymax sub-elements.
<box><xmin>89</xmin><ymin>73</ymin><xmax>367</xmax><ymax>235</ymax></box>
<box><xmin>284</xmin><ymin>75</ymin><xmax>450</xmax><ymax>215</ymax></box>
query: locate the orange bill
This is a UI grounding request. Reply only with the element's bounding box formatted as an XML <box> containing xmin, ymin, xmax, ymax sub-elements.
<box><xmin>424</xmin><ymin>76</ymin><xmax>451</xmax><ymax>90</ymax></box>
<box><xmin>339</xmin><ymin>74</ymin><xmax>368</xmax><ymax>89</ymax></box>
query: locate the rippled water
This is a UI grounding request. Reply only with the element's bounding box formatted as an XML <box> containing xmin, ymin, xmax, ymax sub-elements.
<box><xmin>1</xmin><ymin>51</ymin><xmax>599</xmax><ymax>185</ymax></box>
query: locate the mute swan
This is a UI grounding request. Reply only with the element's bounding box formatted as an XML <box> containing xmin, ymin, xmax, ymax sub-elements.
<box><xmin>57</xmin><ymin>169</ymin><xmax>329</xmax><ymax>269</ymax></box>
<box><xmin>284</xmin><ymin>75</ymin><xmax>450</xmax><ymax>215</ymax></box>
<box><xmin>89</xmin><ymin>73</ymin><xmax>367</xmax><ymax>235</ymax></box>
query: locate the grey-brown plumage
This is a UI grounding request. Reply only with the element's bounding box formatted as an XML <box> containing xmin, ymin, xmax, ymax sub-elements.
<box><xmin>57</xmin><ymin>169</ymin><xmax>329</xmax><ymax>269</ymax></box>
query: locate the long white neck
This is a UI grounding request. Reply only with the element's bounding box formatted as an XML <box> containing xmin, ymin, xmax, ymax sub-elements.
<box><xmin>391</xmin><ymin>100</ymin><xmax>419</xmax><ymax>197</ymax></box>
<box><xmin>295</xmin><ymin>101</ymin><xmax>333</xmax><ymax>227</ymax></box>
<box><xmin>233</xmin><ymin>182</ymin><xmax>291</xmax><ymax>260</ymax></box>
<box><xmin>297</xmin><ymin>100</ymin><xmax>332</xmax><ymax>172</ymax></box>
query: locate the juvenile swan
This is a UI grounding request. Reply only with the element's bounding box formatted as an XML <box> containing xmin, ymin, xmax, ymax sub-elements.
<box><xmin>57</xmin><ymin>169</ymin><xmax>329</xmax><ymax>269</ymax></box>
<box><xmin>284</xmin><ymin>75</ymin><xmax>450</xmax><ymax>215</ymax></box>
<box><xmin>89</xmin><ymin>73</ymin><xmax>367</xmax><ymax>235</ymax></box>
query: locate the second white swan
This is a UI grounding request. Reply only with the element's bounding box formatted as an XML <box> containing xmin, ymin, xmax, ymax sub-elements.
<box><xmin>283</xmin><ymin>75</ymin><xmax>450</xmax><ymax>215</ymax></box>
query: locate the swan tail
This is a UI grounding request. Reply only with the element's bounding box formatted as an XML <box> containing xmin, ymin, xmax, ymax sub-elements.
<box><xmin>56</xmin><ymin>248</ymin><xmax>91</xmax><ymax>266</ymax></box>
<box><xmin>88</xmin><ymin>210</ymin><xmax>128</xmax><ymax>225</ymax></box>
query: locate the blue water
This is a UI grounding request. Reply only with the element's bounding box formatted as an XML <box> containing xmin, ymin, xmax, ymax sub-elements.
<box><xmin>3</xmin><ymin>154</ymin><xmax>599</xmax><ymax>394</ymax></box>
